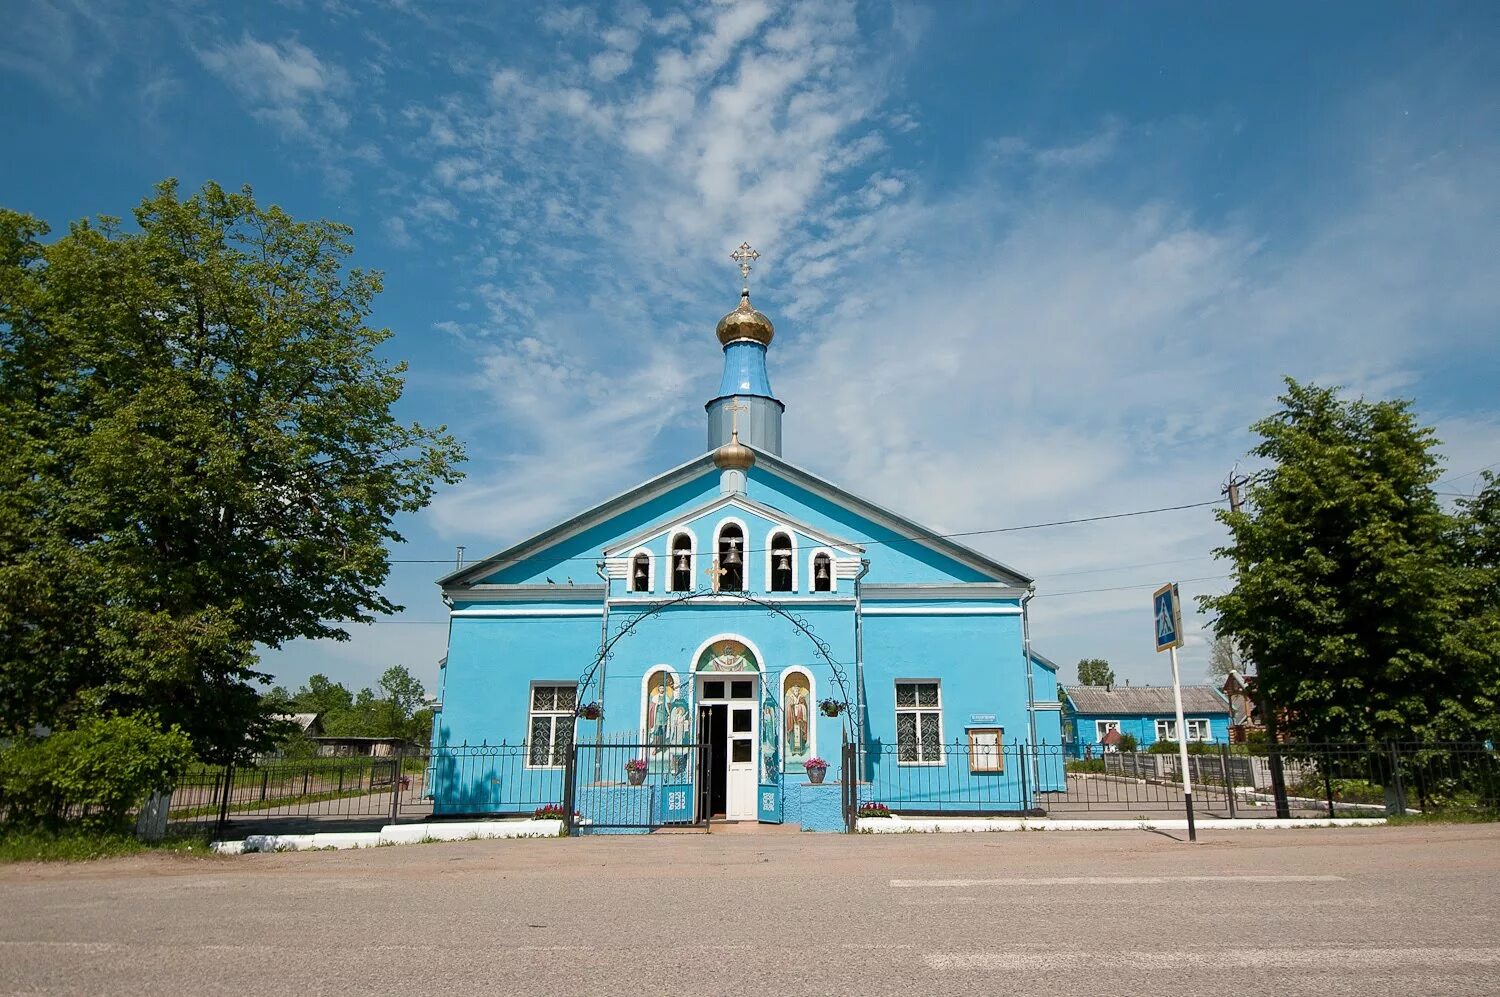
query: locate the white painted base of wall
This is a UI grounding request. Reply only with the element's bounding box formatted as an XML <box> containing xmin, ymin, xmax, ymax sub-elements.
<box><xmin>210</xmin><ymin>818</ymin><xmax>563</xmax><ymax>854</ymax></box>
<box><xmin>857</xmin><ymin>816</ymin><xmax>1389</xmax><ymax>834</ymax></box>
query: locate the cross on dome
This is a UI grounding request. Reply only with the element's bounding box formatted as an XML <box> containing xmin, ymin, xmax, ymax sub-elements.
<box><xmin>730</xmin><ymin>242</ymin><xmax>760</xmax><ymax>291</ymax></box>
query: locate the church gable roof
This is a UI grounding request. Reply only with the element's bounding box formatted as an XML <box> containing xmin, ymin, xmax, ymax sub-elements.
<box><xmin>439</xmin><ymin>445</ymin><xmax>1033</xmax><ymax>590</ymax></box>
<box><xmin>747</xmin><ymin>449</ymin><xmax>1033</xmax><ymax>587</ymax></box>
<box><xmin>601</xmin><ymin>493</ymin><xmax>865</xmax><ymax>558</ymax></box>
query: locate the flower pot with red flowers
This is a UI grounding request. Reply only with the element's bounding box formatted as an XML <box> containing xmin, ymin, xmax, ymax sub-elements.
<box><xmin>625</xmin><ymin>758</ymin><xmax>648</xmax><ymax>786</ymax></box>
<box><xmin>803</xmin><ymin>757</ymin><xmax>829</xmax><ymax>784</ymax></box>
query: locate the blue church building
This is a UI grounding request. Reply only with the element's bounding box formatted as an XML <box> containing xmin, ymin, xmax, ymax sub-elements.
<box><xmin>430</xmin><ymin>248</ymin><xmax>1061</xmax><ymax>829</ymax></box>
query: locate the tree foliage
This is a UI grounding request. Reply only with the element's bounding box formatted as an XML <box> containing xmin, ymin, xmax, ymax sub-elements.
<box><xmin>1201</xmin><ymin>379</ymin><xmax>1496</xmax><ymax>743</ymax></box>
<box><xmin>0</xmin><ymin>181</ymin><xmax>465</xmax><ymax>762</ymax></box>
<box><xmin>1076</xmin><ymin>658</ymin><xmax>1115</xmax><ymax>686</ymax></box>
<box><xmin>0</xmin><ymin>715</ymin><xmax>194</xmax><ymax>831</ymax></box>
<box><xmin>270</xmin><ymin>666</ymin><xmax>434</xmax><ymax>745</ymax></box>
<box><xmin>1207</xmin><ymin>633</ymin><xmax>1240</xmax><ymax>681</ymax></box>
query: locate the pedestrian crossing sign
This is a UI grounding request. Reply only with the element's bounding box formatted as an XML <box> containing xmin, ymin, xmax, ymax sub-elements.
<box><xmin>1153</xmin><ymin>583</ymin><xmax>1183</xmax><ymax>652</ymax></box>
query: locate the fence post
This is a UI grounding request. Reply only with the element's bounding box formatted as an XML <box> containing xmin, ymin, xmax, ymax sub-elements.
<box><xmin>389</xmin><ymin>749</ymin><xmax>403</xmax><ymax>825</ymax></box>
<box><xmin>1387</xmin><ymin>741</ymin><xmax>1407</xmax><ymax>816</ymax></box>
<box><xmin>1322</xmin><ymin>747</ymin><xmax>1336</xmax><ymax>819</ymax></box>
<box><xmin>1220</xmin><ymin>742</ymin><xmax>1237</xmax><ymax>819</ymax></box>
<box><xmin>1018</xmin><ymin>742</ymin><xmax>1030</xmax><ymax>813</ymax></box>
<box><xmin>561</xmin><ymin>741</ymin><xmax>578</xmax><ymax>837</ymax></box>
<box><xmin>214</xmin><ymin>765</ymin><xmax>235</xmax><ymax>841</ymax></box>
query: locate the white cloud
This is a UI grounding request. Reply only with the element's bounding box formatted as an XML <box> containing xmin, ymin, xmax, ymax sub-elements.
<box><xmin>237</xmin><ymin>1</ymin><xmax>1497</xmax><ymax>689</ymax></box>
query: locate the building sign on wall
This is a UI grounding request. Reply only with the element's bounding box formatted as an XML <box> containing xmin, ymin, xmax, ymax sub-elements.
<box><xmin>968</xmin><ymin>728</ymin><xmax>1004</xmax><ymax>773</ymax></box>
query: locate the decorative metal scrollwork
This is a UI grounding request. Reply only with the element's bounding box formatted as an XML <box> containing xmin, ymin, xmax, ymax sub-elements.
<box><xmin>575</xmin><ymin>586</ymin><xmax>856</xmax><ymax>739</ymax></box>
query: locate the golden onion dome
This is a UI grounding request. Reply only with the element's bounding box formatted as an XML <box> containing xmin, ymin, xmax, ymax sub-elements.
<box><xmin>713</xmin><ymin>429</ymin><xmax>755</xmax><ymax>471</ymax></box>
<box><xmin>715</xmin><ymin>290</ymin><xmax>775</xmax><ymax>347</ymax></box>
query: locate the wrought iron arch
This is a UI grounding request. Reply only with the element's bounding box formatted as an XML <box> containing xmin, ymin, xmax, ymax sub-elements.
<box><xmin>576</xmin><ymin>583</ymin><xmax>857</xmax><ymax>740</ymax></box>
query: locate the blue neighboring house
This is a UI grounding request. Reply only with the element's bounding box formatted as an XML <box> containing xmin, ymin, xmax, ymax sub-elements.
<box><xmin>1061</xmin><ymin>684</ymin><xmax>1232</xmax><ymax>756</ymax></box>
<box><xmin>428</xmin><ymin>270</ymin><xmax>1062</xmax><ymax>828</ymax></box>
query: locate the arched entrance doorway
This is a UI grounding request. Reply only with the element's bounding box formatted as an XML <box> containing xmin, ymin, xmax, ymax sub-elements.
<box><xmin>576</xmin><ymin>589</ymin><xmax>854</xmax><ymax>826</ymax></box>
<box><xmin>690</xmin><ymin>636</ymin><xmax>763</xmax><ymax>820</ymax></box>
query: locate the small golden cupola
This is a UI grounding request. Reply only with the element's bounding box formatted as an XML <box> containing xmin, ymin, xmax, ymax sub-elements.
<box><xmin>713</xmin><ymin>426</ymin><xmax>755</xmax><ymax>472</ymax></box>
<box><xmin>715</xmin><ymin>288</ymin><xmax>775</xmax><ymax>347</ymax></box>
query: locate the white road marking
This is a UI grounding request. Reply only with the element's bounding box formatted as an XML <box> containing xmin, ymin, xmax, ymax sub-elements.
<box><xmin>891</xmin><ymin>874</ymin><xmax>1345</xmax><ymax>887</ymax></box>
<box><xmin>923</xmin><ymin>947</ymin><xmax>1500</xmax><ymax>971</ymax></box>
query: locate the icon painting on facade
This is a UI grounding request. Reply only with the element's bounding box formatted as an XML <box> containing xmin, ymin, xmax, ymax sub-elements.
<box><xmin>696</xmin><ymin>639</ymin><xmax>758</xmax><ymax>672</ymax></box>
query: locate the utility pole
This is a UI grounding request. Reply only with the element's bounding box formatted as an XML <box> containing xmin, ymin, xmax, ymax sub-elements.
<box><xmin>1223</xmin><ymin>471</ymin><xmax>1290</xmax><ymax>817</ymax></box>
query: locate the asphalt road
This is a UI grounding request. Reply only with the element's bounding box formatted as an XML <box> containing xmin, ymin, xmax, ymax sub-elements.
<box><xmin>3</xmin><ymin>824</ymin><xmax>1499</xmax><ymax>996</ymax></box>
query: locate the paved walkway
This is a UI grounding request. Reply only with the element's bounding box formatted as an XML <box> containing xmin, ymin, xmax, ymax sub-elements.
<box><xmin>3</xmin><ymin>824</ymin><xmax>1498</xmax><ymax>995</ymax></box>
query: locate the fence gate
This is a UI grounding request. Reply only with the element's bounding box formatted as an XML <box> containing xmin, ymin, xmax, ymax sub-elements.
<box><xmin>567</xmin><ymin>740</ymin><xmax>711</xmax><ymax>833</ymax></box>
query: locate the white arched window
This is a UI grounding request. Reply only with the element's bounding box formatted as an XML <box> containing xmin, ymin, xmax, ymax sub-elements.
<box><xmin>767</xmin><ymin>530</ymin><xmax>796</xmax><ymax>592</ymax></box>
<box><xmin>810</xmin><ymin>550</ymin><xmax>835</xmax><ymax>592</ymax></box>
<box><xmin>669</xmin><ymin>531</ymin><xmax>695</xmax><ymax>592</ymax></box>
<box><xmin>628</xmin><ymin>549</ymin><xmax>653</xmax><ymax>593</ymax></box>
<box><xmin>714</xmin><ymin>519</ymin><xmax>746</xmax><ymax>592</ymax></box>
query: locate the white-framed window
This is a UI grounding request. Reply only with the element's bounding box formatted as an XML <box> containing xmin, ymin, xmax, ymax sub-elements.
<box><xmin>810</xmin><ymin>550</ymin><xmax>834</xmax><ymax>592</ymax></box>
<box><xmin>527</xmin><ymin>684</ymin><xmax>576</xmax><ymax>768</ymax></box>
<box><xmin>670</xmin><ymin>532</ymin><xmax>694</xmax><ymax>592</ymax></box>
<box><xmin>1155</xmin><ymin>719</ymin><xmax>1211</xmax><ymax>742</ymax></box>
<box><xmin>629</xmin><ymin>550</ymin><xmax>653</xmax><ymax>593</ymax></box>
<box><xmin>767</xmin><ymin>530</ymin><xmax>795</xmax><ymax>592</ymax></box>
<box><xmin>714</xmin><ymin>519</ymin><xmax>746</xmax><ymax>591</ymax></box>
<box><xmin>895</xmin><ymin>680</ymin><xmax>942</xmax><ymax>764</ymax></box>
<box><xmin>1096</xmin><ymin>720</ymin><xmax>1120</xmax><ymax>741</ymax></box>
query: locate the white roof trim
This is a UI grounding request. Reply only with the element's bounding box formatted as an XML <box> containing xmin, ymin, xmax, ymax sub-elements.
<box><xmin>601</xmin><ymin>492</ymin><xmax>864</xmax><ymax>558</ymax></box>
<box><xmin>438</xmin><ymin>444</ymin><xmax>1033</xmax><ymax>590</ymax></box>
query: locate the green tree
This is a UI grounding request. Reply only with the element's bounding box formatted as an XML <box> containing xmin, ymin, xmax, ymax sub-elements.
<box><xmin>1200</xmin><ymin>379</ymin><xmax>1472</xmax><ymax>743</ymax></box>
<box><xmin>1448</xmin><ymin>473</ymin><xmax>1500</xmax><ymax>740</ymax></box>
<box><xmin>1207</xmin><ymin>633</ymin><xmax>1240</xmax><ymax>681</ymax></box>
<box><xmin>293</xmin><ymin>674</ymin><xmax>355</xmax><ymax>719</ymax></box>
<box><xmin>1076</xmin><ymin>658</ymin><xmax>1115</xmax><ymax>686</ymax></box>
<box><xmin>0</xmin><ymin>181</ymin><xmax>465</xmax><ymax>762</ymax></box>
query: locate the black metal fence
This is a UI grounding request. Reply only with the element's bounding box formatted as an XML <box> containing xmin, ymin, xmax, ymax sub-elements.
<box><xmin>566</xmin><ymin>740</ymin><xmax>711</xmax><ymax>832</ymax></box>
<box><xmin>158</xmin><ymin>738</ymin><xmax>1499</xmax><ymax>837</ymax></box>
<box><xmin>854</xmin><ymin>740</ymin><xmax>1500</xmax><ymax>823</ymax></box>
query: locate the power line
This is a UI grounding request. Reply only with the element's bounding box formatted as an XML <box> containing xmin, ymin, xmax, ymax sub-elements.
<box><xmin>382</xmin><ymin>498</ymin><xmax>1226</xmax><ymax>566</ymax></box>
<box><xmin>1434</xmin><ymin>461</ymin><xmax>1499</xmax><ymax>488</ymax></box>
<box><xmin>1033</xmin><ymin>574</ymin><xmax>1232</xmax><ymax>600</ymax></box>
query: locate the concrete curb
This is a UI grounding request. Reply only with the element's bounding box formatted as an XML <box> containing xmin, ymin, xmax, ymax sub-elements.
<box><xmin>211</xmin><ymin>819</ymin><xmax>563</xmax><ymax>854</ymax></box>
<box><xmin>857</xmin><ymin>816</ymin><xmax>1390</xmax><ymax>833</ymax></box>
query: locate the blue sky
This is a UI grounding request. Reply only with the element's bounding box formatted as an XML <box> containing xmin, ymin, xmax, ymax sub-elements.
<box><xmin>4</xmin><ymin>1</ymin><xmax>1498</xmax><ymax>697</ymax></box>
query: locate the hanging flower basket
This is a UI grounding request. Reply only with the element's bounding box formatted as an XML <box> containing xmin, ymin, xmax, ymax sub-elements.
<box><xmin>576</xmin><ymin>702</ymin><xmax>603</xmax><ymax>721</ymax></box>
<box><xmin>625</xmin><ymin>758</ymin><xmax>648</xmax><ymax>786</ymax></box>
<box><xmin>857</xmin><ymin>802</ymin><xmax>892</xmax><ymax>818</ymax></box>
<box><xmin>804</xmin><ymin>757</ymin><xmax>829</xmax><ymax>784</ymax></box>
<box><xmin>818</xmin><ymin>698</ymin><xmax>844</xmax><ymax>718</ymax></box>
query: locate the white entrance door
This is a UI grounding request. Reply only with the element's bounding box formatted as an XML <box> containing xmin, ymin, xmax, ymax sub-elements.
<box><xmin>726</xmin><ymin>701</ymin><xmax>757</xmax><ymax>820</ymax></box>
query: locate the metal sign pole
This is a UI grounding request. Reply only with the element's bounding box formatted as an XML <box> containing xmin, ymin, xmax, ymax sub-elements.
<box><xmin>1168</xmin><ymin>642</ymin><xmax>1196</xmax><ymax>842</ymax></box>
<box><xmin>1155</xmin><ymin>581</ymin><xmax>1196</xmax><ymax>842</ymax></box>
